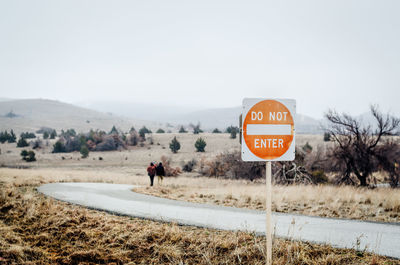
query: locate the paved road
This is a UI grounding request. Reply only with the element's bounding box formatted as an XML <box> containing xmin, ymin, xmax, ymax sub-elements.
<box><xmin>37</xmin><ymin>182</ymin><xmax>400</xmax><ymax>259</ymax></box>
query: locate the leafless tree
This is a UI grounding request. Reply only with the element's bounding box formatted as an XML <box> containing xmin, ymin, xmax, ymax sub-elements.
<box><xmin>325</xmin><ymin>105</ymin><xmax>400</xmax><ymax>187</ymax></box>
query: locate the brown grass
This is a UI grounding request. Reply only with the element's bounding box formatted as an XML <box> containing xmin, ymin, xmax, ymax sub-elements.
<box><xmin>134</xmin><ymin>183</ymin><xmax>400</xmax><ymax>223</ymax></box>
<box><xmin>1</xmin><ymin>182</ymin><xmax>399</xmax><ymax>264</ymax></box>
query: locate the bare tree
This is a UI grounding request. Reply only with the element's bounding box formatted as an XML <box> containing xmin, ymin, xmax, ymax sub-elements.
<box><xmin>325</xmin><ymin>105</ymin><xmax>400</xmax><ymax>187</ymax></box>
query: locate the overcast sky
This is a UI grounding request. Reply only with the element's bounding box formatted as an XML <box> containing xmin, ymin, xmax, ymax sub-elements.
<box><xmin>0</xmin><ymin>0</ymin><xmax>399</xmax><ymax>118</ymax></box>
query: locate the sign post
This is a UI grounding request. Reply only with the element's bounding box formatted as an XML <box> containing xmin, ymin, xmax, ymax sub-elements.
<box><xmin>241</xmin><ymin>98</ymin><xmax>295</xmax><ymax>265</ymax></box>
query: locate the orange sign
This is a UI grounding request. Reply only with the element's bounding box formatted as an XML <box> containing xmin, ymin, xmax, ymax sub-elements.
<box><xmin>242</xmin><ymin>99</ymin><xmax>295</xmax><ymax>161</ymax></box>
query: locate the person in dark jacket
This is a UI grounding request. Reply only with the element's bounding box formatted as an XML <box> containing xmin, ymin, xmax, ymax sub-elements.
<box><xmin>147</xmin><ymin>162</ymin><xmax>156</xmax><ymax>186</ymax></box>
<box><xmin>156</xmin><ymin>162</ymin><xmax>165</xmax><ymax>185</ymax></box>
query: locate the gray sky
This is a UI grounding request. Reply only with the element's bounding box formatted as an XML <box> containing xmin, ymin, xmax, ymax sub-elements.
<box><xmin>1</xmin><ymin>0</ymin><xmax>399</xmax><ymax>118</ymax></box>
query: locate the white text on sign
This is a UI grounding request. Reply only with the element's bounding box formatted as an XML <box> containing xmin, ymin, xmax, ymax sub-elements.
<box><xmin>251</xmin><ymin>112</ymin><xmax>288</xmax><ymax>121</ymax></box>
<box><xmin>254</xmin><ymin>138</ymin><xmax>284</xmax><ymax>149</ymax></box>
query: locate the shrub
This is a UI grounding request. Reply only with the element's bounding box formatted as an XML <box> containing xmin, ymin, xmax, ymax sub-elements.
<box><xmin>195</xmin><ymin>138</ymin><xmax>206</xmax><ymax>152</ymax></box>
<box><xmin>36</xmin><ymin>127</ymin><xmax>53</xmax><ymax>134</ymax></box>
<box><xmin>139</xmin><ymin>126</ymin><xmax>152</xmax><ymax>139</ymax></box>
<box><xmin>169</xmin><ymin>137</ymin><xmax>181</xmax><ymax>153</ymax></box>
<box><xmin>230</xmin><ymin>130</ymin><xmax>237</xmax><ymax>139</ymax></box>
<box><xmin>17</xmin><ymin>138</ymin><xmax>29</xmax><ymax>148</ymax></box>
<box><xmin>302</xmin><ymin>142</ymin><xmax>313</xmax><ymax>153</ymax></box>
<box><xmin>190</xmin><ymin>123</ymin><xmax>203</xmax><ymax>134</ymax></box>
<box><xmin>311</xmin><ymin>170</ymin><xmax>329</xmax><ymax>184</ymax></box>
<box><xmin>109</xmin><ymin>126</ymin><xmax>119</xmax><ymax>135</ymax></box>
<box><xmin>0</xmin><ymin>130</ymin><xmax>16</xmax><ymax>143</ymax></box>
<box><xmin>212</xmin><ymin>128</ymin><xmax>221</xmax><ymax>133</ymax></box>
<box><xmin>60</xmin><ymin>129</ymin><xmax>76</xmax><ymax>138</ymax></box>
<box><xmin>323</xmin><ymin>132</ymin><xmax>331</xmax><ymax>142</ymax></box>
<box><xmin>127</xmin><ymin>131</ymin><xmax>139</xmax><ymax>146</ymax></box>
<box><xmin>80</xmin><ymin>146</ymin><xmax>89</xmax><ymax>158</ymax></box>
<box><xmin>52</xmin><ymin>141</ymin><xmax>66</xmax><ymax>153</ymax></box>
<box><xmin>182</xmin><ymin>159</ymin><xmax>197</xmax><ymax>172</ymax></box>
<box><xmin>20</xmin><ymin>132</ymin><xmax>36</xmax><ymax>139</ymax></box>
<box><xmin>21</xmin><ymin>150</ymin><xmax>36</xmax><ymax>162</ymax></box>
<box><xmin>156</xmin><ymin>128</ymin><xmax>165</xmax><ymax>133</ymax></box>
<box><xmin>200</xmin><ymin>151</ymin><xmax>265</xmax><ymax>181</ymax></box>
<box><xmin>50</xmin><ymin>130</ymin><xmax>57</xmax><ymax>139</ymax></box>
<box><xmin>31</xmin><ymin>139</ymin><xmax>43</xmax><ymax>149</ymax></box>
<box><xmin>179</xmin><ymin>126</ymin><xmax>187</xmax><ymax>133</ymax></box>
<box><xmin>160</xmin><ymin>156</ymin><xmax>181</xmax><ymax>176</ymax></box>
<box><xmin>43</xmin><ymin>131</ymin><xmax>49</xmax><ymax>139</ymax></box>
<box><xmin>225</xmin><ymin>126</ymin><xmax>239</xmax><ymax>134</ymax></box>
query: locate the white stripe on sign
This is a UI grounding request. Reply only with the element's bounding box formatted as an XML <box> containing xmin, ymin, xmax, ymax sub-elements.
<box><xmin>246</xmin><ymin>124</ymin><xmax>292</xmax><ymax>135</ymax></box>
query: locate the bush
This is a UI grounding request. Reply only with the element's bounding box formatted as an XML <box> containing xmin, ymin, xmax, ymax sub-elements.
<box><xmin>160</xmin><ymin>156</ymin><xmax>181</xmax><ymax>176</ymax></box>
<box><xmin>230</xmin><ymin>130</ymin><xmax>237</xmax><ymax>139</ymax></box>
<box><xmin>36</xmin><ymin>127</ymin><xmax>54</xmax><ymax>134</ymax></box>
<box><xmin>80</xmin><ymin>146</ymin><xmax>89</xmax><ymax>158</ymax></box>
<box><xmin>20</xmin><ymin>132</ymin><xmax>36</xmax><ymax>139</ymax></box>
<box><xmin>50</xmin><ymin>130</ymin><xmax>57</xmax><ymax>139</ymax></box>
<box><xmin>109</xmin><ymin>126</ymin><xmax>119</xmax><ymax>135</ymax></box>
<box><xmin>302</xmin><ymin>142</ymin><xmax>313</xmax><ymax>153</ymax></box>
<box><xmin>156</xmin><ymin>128</ymin><xmax>165</xmax><ymax>133</ymax></box>
<box><xmin>182</xmin><ymin>159</ymin><xmax>197</xmax><ymax>172</ymax></box>
<box><xmin>178</xmin><ymin>126</ymin><xmax>187</xmax><ymax>133</ymax></box>
<box><xmin>323</xmin><ymin>132</ymin><xmax>331</xmax><ymax>142</ymax></box>
<box><xmin>60</xmin><ymin>129</ymin><xmax>76</xmax><ymax>138</ymax></box>
<box><xmin>139</xmin><ymin>126</ymin><xmax>152</xmax><ymax>138</ymax></box>
<box><xmin>0</xmin><ymin>130</ymin><xmax>16</xmax><ymax>143</ymax></box>
<box><xmin>195</xmin><ymin>138</ymin><xmax>206</xmax><ymax>152</ymax></box>
<box><xmin>212</xmin><ymin>128</ymin><xmax>221</xmax><ymax>133</ymax></box>
<box><xmin>127</xmin><ymin>131</ymin><xmax>139</xmax><ymax>146</ymax></box>
<box><xmin>52</xmin><ymin>141</ymin><xmax>66</xmax><ymax>153</ymax></box>
<box><xmin>43</xmin><ymin>131</ymin><xmax>49</xmax><ymax>139</ymax></box>
<box><xmin>190</xmin><ymin>123</ymin><xmax>203</xmax><ymax>134</ymax></box>
<box><xmin>31</xmin><ymin>139</ymin><xmax>43</xmax><ymax>149</ymax></box>
<box><xmin>225</xmin><ymin>126</ymin><xmax>239</xmax><ymax>134</ymax></box>
<box><xmin>200</xmin><ymin>151</ymin><xmax>265</xmax><ymax>181</ymax></box>
<box><xmin>17</xmin><ymin>138</ymin><xmax>29</xmax><ymax>148</ymax></box>
<box><xmin>21</xmin><ymin>150</ymin><xmax>36</xmax><ymax>162</ymax></box>
<box><xmin>169</xmin><ymin>137</ymin><xmax>181</xmax><ymax>153</ymax></box>
<box><xmin>311</xmin><ymin>170</ymin><xmax>329</xmax><ymax>184</ymax></box>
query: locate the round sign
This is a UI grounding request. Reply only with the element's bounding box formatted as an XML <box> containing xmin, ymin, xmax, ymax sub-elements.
<box><xmin>243</xmin><ymin>99</ymin><xmax>294</xmax><ymax>160</ymax></box>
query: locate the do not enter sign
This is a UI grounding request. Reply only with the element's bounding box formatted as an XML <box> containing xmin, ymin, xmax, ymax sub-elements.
<box><xmin>241</xmin><ymin>98</ymin><xmax>295</xmax><ymax>161</ymax></box>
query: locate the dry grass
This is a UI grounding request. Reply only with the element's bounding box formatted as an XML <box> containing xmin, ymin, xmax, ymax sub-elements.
<box><xmin>1</xmin><ymin>167</ymin><xmax>400</xmax><ymax>223</ymax></box>
<box><xmin>1</xmin><ymin>182</ymin><xmax>398</xmax><ymax>264</ymax></box>
<box><xmin>134</xmin><ymin>181</ymin><xmax>400</xmax><ymax>223</ymax></box>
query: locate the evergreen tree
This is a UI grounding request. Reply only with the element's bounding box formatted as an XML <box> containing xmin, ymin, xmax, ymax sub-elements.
<box><xmin>43</xmin><ymin>131</ymin><xmax>49</xmax><ymax>139</ymax></box>
<box><xmin>212</xmin><ymin>128</ymin><xmax>221</xmax><ymax>133</ymax></box>
<box><xmin>50</xmin><ymin>130</ymin><xmax>57</xmax><ymax>139</ymax></box>
<box><xmin>17</xmin><ymin>137</ymin><xmax>29</xmax><ymax>147</ymax></box>
<box><xmin>52</xmin><ymin>141</ymin><xmax>66</xmax><ymax>153</ymax></box>
<box><xmin>80</xmin><ymin>145</ymin><xmax>89</xmax><ymax>158</ymax></box>
<box><xmin>109</xmin><ymin>126</ymin><xmax>119</xmax><ymax>135</ymax></box>
<box><xmin>179</xmin><ymin>126</ymin><xmax>187</xmax><ymax>133</ymax></box>
<box><xmin>139</xmin><ymin>126</ymin><xmax>151</xmax><ymax>138</ymax></box>
<box><xmin>169</xmin><ymin>136</ymin><xmax>181</xmax><ymax>153</ymax></box>
<box><xmin>9</xmin><ymin>130</ymin><xmax>16</xmax><ymax>143</ymax></box>
<box><xmin>194</xmin><ymin>137</ymin><xmax>206</xmax><ymax>152</ymax></box>
<box><xmin>156</xmin><ymin>128</ymin><xmax>165</xmax><ymax>133</ymax></box>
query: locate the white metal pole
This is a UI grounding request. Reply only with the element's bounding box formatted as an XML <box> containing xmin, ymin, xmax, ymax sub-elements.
<box><xmin>266</xmin><ymin>161</ymin><xmax>272</xmax><ymax>265</ymax></box>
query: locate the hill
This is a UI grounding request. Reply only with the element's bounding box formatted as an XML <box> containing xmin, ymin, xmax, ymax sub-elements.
<box><xmin>0</xmin><ymin>99</ymin><xmax>152</xmax><ymax>134</ymax></box>
<box><xmin>80</xmin><ymin>101</ymin><xmax>323</xmax><ymax>134</ymax></box>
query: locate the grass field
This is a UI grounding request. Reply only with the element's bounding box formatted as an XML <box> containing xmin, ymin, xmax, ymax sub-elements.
<box><xmin>1</xmin><ymin>133</ymin><xmax>400</xmax><ymax>264</ymax></box>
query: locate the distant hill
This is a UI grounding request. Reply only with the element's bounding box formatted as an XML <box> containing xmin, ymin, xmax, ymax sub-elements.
<box><xmin>78</xmin><ymin>100</ymin><xmax>323</xmax><ymax>134</ymax></box>
<box><xmin>0</xmin><ymin>99</ymin><xmax>154</xmax><ymax>134</ymax></box>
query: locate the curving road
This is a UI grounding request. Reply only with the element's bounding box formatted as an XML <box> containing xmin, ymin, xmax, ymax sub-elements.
<box><xmin>37</xmin><ymin>182</ymin><xmax>400</xmax><ymax>259</ymax></box>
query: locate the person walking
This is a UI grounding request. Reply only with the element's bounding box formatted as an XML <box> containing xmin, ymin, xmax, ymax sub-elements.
<box><xmin>147</xmin><ymin>162</ymin><xmax>156</xmax><ymax>186</ymax></box>
<box><xmin>156</xmin><ymin>162</ymin><xmax>165</xmax><ymax>185</ymax></box>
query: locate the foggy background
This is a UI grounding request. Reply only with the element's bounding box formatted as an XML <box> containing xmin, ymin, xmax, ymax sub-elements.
<box><xmin>1</xmin><ymin>0</ymin><xmax>400</xmax><ymax>119</ymax></box>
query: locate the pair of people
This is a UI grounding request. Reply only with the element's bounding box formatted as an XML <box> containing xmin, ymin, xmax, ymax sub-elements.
<box><xmin>147</xmin><ymin>162</ymin><xmax>165</xmax><ymax>186</ymax></box>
